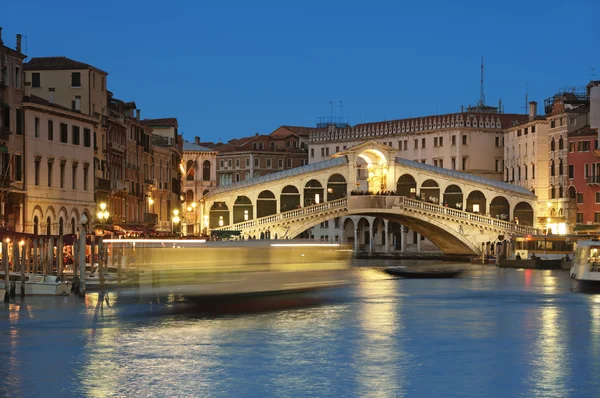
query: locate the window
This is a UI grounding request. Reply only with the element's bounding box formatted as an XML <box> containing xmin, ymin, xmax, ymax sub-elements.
<box><xmin>101</xmin><ymin>76</ymin><xmax>105</xmax><ymax>91</ymax></box>
<box><xmin>203</xmin><ymin>160</ymin><xmax>211</xmax><ymax>180</ymax></box>
<box><xmin>577</xmin><ymin>192</ymin><xmax>584</xmax><ymax>204</ymax></box>
<box><xmin>84</xmin><ymin>165</ymin><xmax>89</xmax><ymax>191</ymax></box>
<box><xmin>550</xmin><ymin>160</ymin><xmax>555</xmax><ymax>176</ymax></box>
<box><xmin>596</xmin><ymin>192</ymin><xmax>600</xmax><ymax>204</ymax></box>
<box><xmin>433</xmin><ymin>159</ymin><xmax>438</xmax><ymax>167</ymax></box>
<box><xmin>517</xmin><ymin>129</ymin><xmax>522</xmax><ymax>137</ymax></box>
<box><xmin>532</xmin><ymin>164</ymin><xmax>535</xmax><ymax>179</ymax></box>
<box><xmin>569</xmin><ymin>164</ymin><xmax>574</xmax><ymax>179</ymax></box>
<box><xmin>16</xmin><ymin>108</ymin><xmax>23</xmax><ymax>134</ymax></box>
<box><xmin>550</xmin><ymin>186</ymin><xmax>555</xmax><ymax>199</ymax></box>
<box><xmin>235</xmin><ymin>173</ymin><xmax>240</xmax><ymax>182</ymax></box>
<box><xmin>403</xmin><ymin>140</ymin><xmax>407</xmax><ymax>150</ymax></box>
<box><xmin>254</xmin><ymin>158</ymin><xmax>259</xmax><ymax>167</ymax></box>
<box><xmin>60</xmin><ymin>162</ymin><xmax>65</xmax><ymax>188</ymax></box>
<box><xmin>434</xmin><ymin>137</ymin><xmax>438</xmax><ymax>147</ymax></box>
<box><xmin>577</xmin><ymin>213</ymin><xmax>584</xmax><ymax>224</ymax></box>
<box><xmin>287</xmin><ymin>158</ymin><xmax>292</xmax><ymax>168</ymax></box>
<box><xmin>34</xmin><ymin>158</ymin><xmax>40</xmax><ymax>186</ymax></box>
<box><xmin>452</xmin><ymin>135</ymin><xmax>456</xmax><ymax>146</ymax></box>
<box><xmin>219</xmin><ymin>159</ymin><xmax>224</xmax><ymax>169</ymax></box>
<box><xmin>559</xmin><ymin>137</ymin><xmax>564</xmax><ymax>150</ymax></box>
<box><xmin>227</xmin><ymin>159</ymin><xmax>232</xmax><ymax>168</ymax></box>
<box><xmin>32</xmin><ymin>73</ymin><xmax>40</xmax><ymax>88</ymax></box>
<box><xmin>278</xmin><ymin>159</ymin><xmax>283</xmax><ymax>169</ymax></box>
<box><xmin>524</xmin><ymin>165</ymin><xmax>528</xmax><ymax>180</ymax></box>
<box><xmin>72</xmin><ymin>163</ymin><xmax>77</xmax><ymax>189</ymax></box>
<box><xmin>301</xmin><ymin>159</ymin><xmax>306</xmax><ymax>166</ymax></box>
<box><xmin>325</xmin><ymin>147</ymin><xmax>329</xmax><ymax>156</ymax></box>
<box><xmin>2</xmin><ymin>106</ymin><xmax>9</xmax><ymax>128</ymax></box>
<box><xmin>71</xmin><ymin>72</ymin><xmax>81</xmax><ymax>87</ymax></box>
<box><xmin>524</xmin><ymin>127</ymin><xmax>528</xmax><ymax>135</ymax></box>
<box><xmin>462</xmin><ymin>135</ymin><xmax>467</xmax><ymax>145</ymax></box>
<box><xmin>48</xmin><ymin>120</ymin><xmax>54</xmax><ymax>141</ymax></box>
<box><xmin>495</xmin><ymin>159</ymin><xmax>501</xmax><ymax>172</ymax></box>
<box><xmin>72</xmin><ymin>96</ymin><xmax>81</xmax><ymax>111</ymax></box>
<box><xmin>559</xmin><ymin>159</ymin><xmax>564</xmax><ymax>175</ymax></box>
<box><xmin>451</xmin><ymin>157</ymin><xmax>456</xmax><ymax>170</ymax></box>
<box><xmin>462</xmin><ymin>157</ymin><xmax>468</xmax><ymax>170</ymax></box>
<box><xmin>505</xmin><ymin>167</ymin><xmax>509</xmax><ymax>182</ymax></box>
<box><xmin>595</xmin><ymin>213</ymin><xmax>600</xmax><ymax>223</ymax></box>
<box><xmin>47</xmin><ymin>159</ymin><xmax>53</xmax><ymax>187</ymax></box>
<box><xmin>14</xmin><ymin>66</ymin><xmax>20</xmax><ymax>88</ymax></box>
<box><xmin>421</xmin><ymin>138</ymin><xmax>426</xmax><ymax>148</ymax></box>
<box><xmin>585</xmin><ymin>164</ymin><xmax>589</xmax><ymax>178</ymax></box>
<box><xmin>336</xmin><ymin>146</ymin><xmax>339</xmax><ymax>153</ymax></box>
<box><xmin>414</xmin><ymin>139</ymin><xmax>418</xmax><ymax>149</ymax></box>
<box><xmin>266</xmin><ymin>158</ymin><xmax>272</xmax><ymax>169</ymax></box>
<box><xmin>60</xmin><ymin>123</ymin><xmax>68</xmax><ymax>143</ymax></box>
<box><xmin>495</xmin><ymin>137</ymin><xmax>500</xmax><ymax>147</ymax></box>
<box><xmin>15</xmin><ymin>155</ymin><xmax>22</xmax><ymax>181</ymax></box>
<box><xmin>310</xmin><ymin>148</ymin><xmax>314</xmax><ymax>158</ymax></box>
<box><xmin>439</xmin><ymin>137</ymin><xmax>443</xmax><ymax>147</ymax></box>
<box><xmin>83</xmin><ymin>128</ymin><xmax>91</xmax><ymax>147</ymax></box>
<box><xmin>531</xmin><ymin>125</ymin><xmax>536</xmax><ymax>133</ymax></box>
<box><xmin>235</xmin><ymin>159</ymin><xmax>240</xmax><ymax>169</ymax></box>
<box><xmin>569</xmin><ymin>142</ymin><xmax>575</xmax><ymax>152</ymax></box>
<box><xmin>72</xmin><ymin>126</ymin><xmax>80</xmax><ymax>145</ymax></box>
<box><xmin>34</xmin><ymin>117</ymin><xmax>40</xmax><ymax>138</ymax></box>
<box><xmin>438</xmin><ymin>159</ymin><xmax>443</xmax><ymax>168</ymax></box>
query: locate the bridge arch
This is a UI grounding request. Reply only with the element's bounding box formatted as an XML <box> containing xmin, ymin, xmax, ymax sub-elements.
<box><xmin>327</xmin><ymin>174</ymin><xmax>347</xmax><ymax>201</ymax></box>
<box><xmin>420</xmin><ymin>179</ymin><xmax>440</xmax><ymax>203</ymax></box>
<box><xmin>514</xmin><ymin>202</ymin><xmax>534</xmax><ymax>226</ymax></box>
<box><xmin>257</xmin><ymin>190</ymin><xmax>277</xmax><ymax>218</ymax></box>
<box><xmin>209</xmin><ymin>202</ymin><xmax>230</xmax><ymax>228</ymax></box>
<box><xmin>304</xmin><ymin>179</ymin><xmax>324</xmax><ymax>207</ymax></box>
<box><xmin>396</xmin><ymin>174</ymin><xmax>417</xmax><ymax>197</ymax></box>
<box><xmin>280</xmin><ymin>185</ymin><xmax>300</xmax><ymax>212</ymax></box>
<box><xmin>442</xmin><ymin>184</ymin><xmax>463</xmax><ymax>209</ymax></box>
<box><xmin>466</xmin><ymin>190</ymin><xmax>487</xmax><ymax>214</ymax></box>
<box><xmin>233</xmin><ymin>196</ymin><xmax>253</xmax><ymax>224</ymax></box>
<box><xmin>490</xmin><ymin>196</ymin><xmax>510</xmax><ymax>221</ymax></box>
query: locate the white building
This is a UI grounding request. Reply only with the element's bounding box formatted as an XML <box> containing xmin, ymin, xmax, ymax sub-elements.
<box><xmin>22</xmin><ymin>92</ymin><xmax>96</xmax><ymax>235</ymax></box>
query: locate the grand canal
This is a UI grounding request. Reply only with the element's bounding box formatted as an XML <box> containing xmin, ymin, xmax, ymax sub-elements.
<box><xmin>1</xmin><ymin>260</ymin><xmax>600</xmax><ymax>397</ymax></box>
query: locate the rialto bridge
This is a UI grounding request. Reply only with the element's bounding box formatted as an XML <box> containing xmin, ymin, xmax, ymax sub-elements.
<box><xmin>204</xmin><ymin>141</ymin><xmax>537</xmax><ymax>255</ymax></box>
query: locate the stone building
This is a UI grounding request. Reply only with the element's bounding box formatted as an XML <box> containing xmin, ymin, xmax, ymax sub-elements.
<box><xmin>0</xmin><ymin>28</ymin><xmax>27</xmax><ymax>232</ymax></box>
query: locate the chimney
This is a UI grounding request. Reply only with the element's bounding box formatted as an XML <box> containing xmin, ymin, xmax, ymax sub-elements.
<box><xmin>529</xmin><ymin>101</ymin><xmax>537</xmax><ymax>119</ymax></box>
<box><xmin>0</xmin><ymin>27</ymin><xmax>3</xmax><ymax>45</ymax></box>
<box><xmin>48</xmin><ymin>88</ymin><xmax>55</xmax><ymax>104</ymax></box>
<box><xmin>16</xmin><ymin>34</ymin><xmax>21</xmax><ymax>53</ymax></box>
<box><xmin>136</xmin><ymin>109</ymin><xmax>140</xmax><ymax>120</ymax></box>
<box><xmin>194</xmin><ymin>136</ymin><xmax>200</xmax><ymax>145</ymax></box>
<box><xmin>24</xmin><ymin>81</ymin><xmax>31</xmax><ymax>97</ymax></box>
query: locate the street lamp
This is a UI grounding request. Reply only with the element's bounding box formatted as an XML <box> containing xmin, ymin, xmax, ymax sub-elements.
<box><xmin>96</xmin><ymin>202</ymin><xmax>109</xmax><ymax>234</ymax></box>
<box><xmin>172</xmin><ymin>209</ymin><xmax>180</xmax><ymax>236</ymax></box>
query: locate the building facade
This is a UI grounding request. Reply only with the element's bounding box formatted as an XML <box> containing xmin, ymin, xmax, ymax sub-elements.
<box><xmin>22</xmin><ymin>93</ymin><xmax>96</xmax><ymax>235</ymax></box>
<box><xmin>0</xmin><ymin>29</ymin><xmax>27</xmax><ymax>232</ymax></box>
<box><xmin>182</xmin><ymin>137</ymin><xmax>218</xmax><ymax>236</ymax></box>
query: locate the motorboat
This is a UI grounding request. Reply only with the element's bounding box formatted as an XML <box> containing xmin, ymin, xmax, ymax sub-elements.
<box><xmin>570</xmin><ymin>240</ymin><xmax>600</xmax><ymax>291</ymax></box>
<box><xmin>383</xmin><ymin>266</ymin><xmax>463</xmax><ymax>279</ymax></box>
<box><xmin>0</xmin><ymin>273</ymin><xmax>71</xmax><ymax>296</ymax></box>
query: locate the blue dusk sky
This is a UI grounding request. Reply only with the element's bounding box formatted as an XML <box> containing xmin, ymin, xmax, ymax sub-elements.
<box><xmin>2</xmin><ymin>0</ymin><xmax>599</xmax><ymax>143</ymax></box>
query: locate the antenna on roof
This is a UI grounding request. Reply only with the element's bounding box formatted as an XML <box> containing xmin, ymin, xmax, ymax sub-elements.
<box><xmin>523</xmin><ymin>82</ymin><xmax>528</xmax><ymax>114</ymax></box>
<box><xmin>591</xmin><ymin>68</ymin><xmax>597</xmax><ymax>77</ymax></box>
<box><xmin>479</xmin><ymin>57</ymin><xmax>485</xmax><ymax>107</ymax></box>
<box><xmin>329</xmin><ymin>101</ymin><xmax>334</xmax><ymax>121</ymax></box>
<box><xmin>338</xmin><ymin>101</ymin><xmax>344</xmax><ymax>118</ymax></box>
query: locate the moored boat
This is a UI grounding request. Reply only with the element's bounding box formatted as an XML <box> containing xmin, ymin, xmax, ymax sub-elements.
<box><xmin>570</xmin><ymin>240</ymin><xmax>600</xmax><ymax>292</ymax></box>
<box><xmin>384</xmin><ymin>267</ymin><xmax>463</xmax><ymax>279</ymax></box>
<box><xmin>0</xmin><ymin>273</ymin><xmax>71</xmax><ymax>296</ymax></box>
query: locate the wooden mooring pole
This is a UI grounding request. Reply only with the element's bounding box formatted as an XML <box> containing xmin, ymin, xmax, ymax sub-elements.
<box><xmin>21</xmin><ymin>240</ymin><xmax>27</xmax><ymax>297</ymax></box>
<box><xmin>78</xmin><ymin>226</ymin><xmax>86</xmax><ymax>298</ymax></box>
<box><xmin>3</xmin><ymin>239</ymin><xmax>9</xmax><ymax>302</ymax></box>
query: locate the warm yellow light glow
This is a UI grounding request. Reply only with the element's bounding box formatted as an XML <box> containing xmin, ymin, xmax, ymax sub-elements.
<box><xmin>271</xmin><ymin>243</ymin><xmax>341</xmax><ymax>247</ymax></box>
<box><xmin>547</xmin><ymin>217</ymin><xmax>551</xmax><ymax>222</ymax></box>
<box><xmin>103</xmin><ymin>239</ymin><xmax>206</xmax><ymax>244</ymax></box>
<box><xmin>219</xmin><ymin>216</ymin><xmax>224</xmax><ymax>227</ymax></box>
<box><xmin>148</xmin><ymin>197</ymin><xmax>154</xmax><ymax>205</ymax></box>
<box><xmin>244</xmin><ymin>210</ymin><xmax>249</xmax><ymax>221</ymax></box>
<box><xmin>191</xmin><ymin>202</ymin><xmax>197</xmax><ymax>208</ymax></box>
<box><xmin>5</xmin><ymin>238</ymin><xmax>10</xmax><ymax>243</ymax></box>
<box><xmin>97</xmin><ymin>211</ymin><xmax>103</xmax><ymax>219</ymax></box>
<box><xmin>172</xmin><ymin>216</ymin><xmax>180</xmax><ymax>224</ymax></box>
<box><xmin>100</xmin><ymin>202</ymin><xmax>107</xmax><ymax>211</ymax></box>
<box><xmin>187</xmin><ymin>206</ymin><xmax>192</xmax><ymax>212</ymax></box>
<box><xmin>103</xmin><ymin>210</ymin><xmax>109</xmax><ymax>219</ymax></box>
<box><xmin>173</xmin><ymin>209</ymin><xmax>180</xmax><ymax>216</ymax></box>
<box><xmin>19</xmin><ymin>240</ymin><xmax>25</xmax><ymax>246</ymax></box>
<box><xmin>547</xmin><ymin>202</ymin><xmax>552</xmax><ymax>207</ymax></box>
<box><xmin>315</xmin><ymin>194</ymin><xmax>320</xmax><ymax>204</ymax></box>
<box><xmin>179</xmin><ymin>163</ymin><xmax>186</xmax><ymax>174</ymax></box>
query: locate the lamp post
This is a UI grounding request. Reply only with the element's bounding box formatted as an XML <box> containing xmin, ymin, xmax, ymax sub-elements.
<box><xmin>172</xmin><ymin>209</ymin><xmax>180</xmax><ymax>236</ymax></box>
<box><xmin>96</xmin><ymin>202</ymin><xmax>109</xmax><ymax>235</ymax></box>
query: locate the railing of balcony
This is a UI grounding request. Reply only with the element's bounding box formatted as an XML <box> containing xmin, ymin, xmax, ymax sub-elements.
<box><xmin>586</xmin><ymin>176</ymin><xmax>600</xmax><ymax>185</ymax></box>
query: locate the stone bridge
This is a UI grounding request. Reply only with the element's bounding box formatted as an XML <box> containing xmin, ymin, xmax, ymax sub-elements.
<box><xmin>204</xmin><ymin>141</ymin><xmax>537</xmax><ymax>255</ymax></box>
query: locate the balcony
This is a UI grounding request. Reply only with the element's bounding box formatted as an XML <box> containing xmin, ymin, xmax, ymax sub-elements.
<box><xmin>111</xmin><ymin>179</ymin><xmax>129</xmax><ymax>192</ymax></box>
<box><xmin>152</xmin><ymin>135</ymin><xmax>174</xmax><ymax>147</ymax></box>
<box><xmin>144</xmin><ymin>178</ymin><xmax>154</xmax><ymax>185</ymax></box>
<box><xmin>156</xmin><ymin>220</ymin><xmax>172</xmax><ymax>232</ymax></box>
<box><xmin>144</xmin><ymin>212</ymin><xmax>158</xmax><ymax>225</ymax></box>
<box><xmin>95</xmin><ymin>177</ymin><xmax>111</xmax><ymax>191</ymax></box>
<box><xmin>586</xmin><ymin>176</ymin><xmax>600</xmax><ymax>185</ymax></box>
<box><xmin>0</xmin><ymin>126</ymin><xmax>9</xmax><ymax>142</ymax></box>
<box><xmin>111</xmin><ymin>142</ymin><xmax>125</xmax><ymax>153</ymax></box>
<box><xmin>0</xmin><ymin>174</ymin><xmax>12</xmax><ymax>189</ymax></box>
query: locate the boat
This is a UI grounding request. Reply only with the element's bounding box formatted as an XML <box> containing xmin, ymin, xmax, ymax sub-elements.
<box><xmin>470</xmin><ymin>256</ymin><xmax>497</xmax><ymax>265</ymax></box>
<box><xmin>570</xmin><ymin>240</ymin><xmax>600</xmax><ymax>291</ymax></box>
<box><xmin>103</xmin><ymin>239</ymin><xmax>352</xmax><ymax>304</ymax></box>
<box><xmin>383</xmin><ymin>267</ymin><xmax>463</xmax><ymax>279</ymax></box>
<box><xmin>0</xmin><ymin>273</ymin><xmax>71</xmax><ymax>296</ymax></box>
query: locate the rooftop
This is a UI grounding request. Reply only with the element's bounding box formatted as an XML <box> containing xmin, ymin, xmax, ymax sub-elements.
<box><xmin>143</xmin><ymin>118</ymin><xmax>179</xmax><ymax>127</ymax></box>
<box><xmin>183</xmin><ymin>141</ymin><xmax>216</xmax><ymax>152</ymax></box>
<box><xmin>23</xmin><ymin>94</ymin><xmax>80</xmax><ymax>114</ymax></box>
<box><xmin>207</xmin><ymin>156</ymin><xmax>348</xmax><ymax>196</ymax></box>
<box><xmin>395</xmin><ymin>158</ymin><xmax>535</xmax><ymax>197</ymax></box>
<box><xmin>24</xmin><ymin>56</ymin><xmax>107</xmax><ymax>74</ymax></box>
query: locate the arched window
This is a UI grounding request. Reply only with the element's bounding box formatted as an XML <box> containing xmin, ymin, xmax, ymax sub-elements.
<box><xmin>270</xmin><ymin>142</ymin><xmax>275</xmax><ymax>151</ymax></box>
<box><xmin>202</xmin><ymin>160</ymin><xmax>211</xmax><ymax>181</ymax></box>
<box><xmin>46</xmin><ymin>216</ymin><xmax>51</xmax><ymax>236</ymax></box>
<box><xmin>186</xmin><ymin>160</ymin><xmax>195</xmax><ymax>181</ymax></box>
<box><xmin>559</xmin><ymin>136</ymin><xmax>564</xmax><ymax>150</ymax></box>
<box><xmin>550</xmin><ymin>160</ymin><xmax>555</xmax><ymax>176</ymax></box>
<box><xmin>71</xmin><ymin>218</ymin><xmax>76</xmax><ymax>235</ymax></box>
<box><xmin>235</xmin><ymin>173</ymin><xmax>240</xmax><ymax>182</ymax></box>
<box><xmin>33</xmin><ymin>216</ymin><xmax>39</xmax><ymax>236</ymax></box>
<box><xmin>186</xmin><ymin>190</ymin><xmax>194</xmax><ymax>203</ymax></box>
<box><xmin>59</xmin><ymin>217</ymin><xmax>64</xmax><ymax>236</ymax></box>
<box><xmin>551</xmin><ymin>138</ymin><xmax>555</xmax><ymax>151</ymax></box>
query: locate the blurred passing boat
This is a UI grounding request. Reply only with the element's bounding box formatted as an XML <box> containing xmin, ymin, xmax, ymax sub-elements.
<box><xmin>570</xmin><ymin>239</ymin><xmax>600</xmax><ymax>292</ymax></box>
<box><xmin>104</xmin><ymin>239</ymin><xmax>352</xmax><ymax>301</ymax></box>
<box><xmin>383</xmin><ymin>267</ymin><xmax>463</xmax><ymax>279</ymax></box>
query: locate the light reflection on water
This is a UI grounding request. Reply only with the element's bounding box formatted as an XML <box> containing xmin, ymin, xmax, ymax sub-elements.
<box><xmin>2</xmin><ymin>261</ymin><xmax>600</xmax><ymax>397</ymax></box>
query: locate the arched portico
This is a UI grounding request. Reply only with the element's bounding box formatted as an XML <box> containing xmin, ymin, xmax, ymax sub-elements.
<box><xmin>466</xmin><ymin>190</ymin><xmax>487</xmax><ymax>214</ymax></box>
<box><xmin>514</xmin><ymin>202</ymin><xmax>534</xmax><ymax>226</ymax></box>
<box><xmin>304</xmin><ymin>180</ymin><xmax>324</xmax><ymax>207</ymax></box>
<box><xmin>280</xmin><ymin>185</ymin><xmax>300</xmax><ymax>212</ymax></box>
<box><xmin>209</xmin><ymin>202</ymin><xmax>230</xmax><ymax>228</ymax></box>
<box><xmin>490</xmin><ymin>196</ymin><xmax>510</xmax><ymax>221</ymax></box>
<box><xmin>420</xmin><ymin>179</ymin><xmax>440</xmax><ymax>203</ymax></box>
<box><xmin>257</xmin><ymin>190</ymin><xmax>277</xmax><ymax>218</ymax></box>
<box><xmin>443</xmin><ymin>184</ymin><xmax>463</xmax><ymax>209</ymax></box>
<box><xmin>233</xmin><ymin>196</ymin><xmax>253</xmax><ymax>224</ymax></box>
<box><xmin>327</xmin><ymin>174</ymin><xmax>347</xmax><ymax>201</ymax></box>
<box><xmin>396</xmin><ymin>174</ymin><xmax>417</xmax><ymax>197</ymax></box>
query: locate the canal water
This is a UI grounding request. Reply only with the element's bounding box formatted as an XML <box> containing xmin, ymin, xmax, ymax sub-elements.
<box><xmin>1</xmin><ymin>260</ymin><xmax>600</xmax><ymax>398</ymax></box>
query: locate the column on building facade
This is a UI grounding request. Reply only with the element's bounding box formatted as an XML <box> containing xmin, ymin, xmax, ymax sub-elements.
<box><xmin>384</xmin><ymin>219</ymin><xmax>389</xmax><ymax>253</ymax></box>
<box><xmin>416</xmin><ymin>232</ymin><xmax>421</xmax><ymax>252</ymax></box>
<box><xmin>368</xmin><ymin>223</ymin><xmax>373</xmax><ymax>254</ymax></box>
<box><xmin>353</xmin><ymin>226</ymin><xmax>359</xmax><ymax>254</ymax></box>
